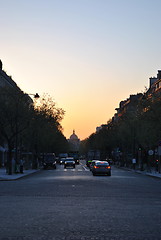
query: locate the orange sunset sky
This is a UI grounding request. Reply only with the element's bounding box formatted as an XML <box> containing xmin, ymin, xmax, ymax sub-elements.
<box><xmin>1</xmin><ymin>0</ymin><xmax>161</xmax><ymax>140</ymax></box>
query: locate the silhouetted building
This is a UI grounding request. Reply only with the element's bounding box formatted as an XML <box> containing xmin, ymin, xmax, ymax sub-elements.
<box><xmin>96</xmin><ymin>124</ymin><xmax>108</xmax><ymax>132</ymax></box>
<box><xmin>114</xmin><ymin>93</ymin><xmax>143</xmax><ymax>122</ymax></box>
<box><xmin>0</xmin><ymin>60</ymin><xmax>19</xmax><ymax>88</ymax></box>
<box><xmin>68</xmin><ymin>130</ymin><xmax>80</xmax><ymax>151</ymax></box>
<box><xmin>146</xmin><ymin>70</ymin><xmax>161</xmax><ymax>96</ymax></box>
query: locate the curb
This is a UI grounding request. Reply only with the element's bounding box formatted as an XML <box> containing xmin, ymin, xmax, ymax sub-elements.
<box><xmin>116</xmin><ymin>166</ymin><xmax>161</xmax><ymax>179</ymax></box>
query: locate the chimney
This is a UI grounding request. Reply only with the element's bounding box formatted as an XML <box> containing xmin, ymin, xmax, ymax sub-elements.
<box><xmin>0</xmin><ymin>60</ymin><xmax>2</xmax><ymax>71</ymax></box>
<box><xmin>149</xmin><ymin>77</ymin><xmax>157</xmax><ymax>88</ymax></box>
<box><xmin>157</xmin><ymin>70</ymin><xmax>161</xmax><ymax>80</ymax></box>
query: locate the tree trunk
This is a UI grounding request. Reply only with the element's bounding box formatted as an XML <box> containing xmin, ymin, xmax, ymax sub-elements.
<box><xmin>7</xmin><ymin>143</ymin><xmax>13</xmax><ymax>175</ymax></box>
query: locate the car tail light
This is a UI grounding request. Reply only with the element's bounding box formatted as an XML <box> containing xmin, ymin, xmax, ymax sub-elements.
<box><xmin>94</xmin><ymin>166</ymin><xmax>99</xmax><ymax>169</ymax></box>
<box><xmin>106</xmin><ymin>166</ymin><xmax>111</xmax><ymax>169</ymax></box>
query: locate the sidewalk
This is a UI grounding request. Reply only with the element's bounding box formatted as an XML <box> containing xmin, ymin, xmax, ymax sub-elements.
<box><xmin>119</xmin><ymin>166</ymin><xmax>161</xmax><ymax>179</ymax></box>
<box><xmin>0</xmin><ymin>168</ymin><xmax>40</xmax><ymax>181</ymax></box>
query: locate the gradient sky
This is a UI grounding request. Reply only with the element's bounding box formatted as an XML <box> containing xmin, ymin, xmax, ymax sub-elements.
<box><xmin>1</xmin><ymin>0</ymin><xmax>161</xmax><ymax>140</ymax></box>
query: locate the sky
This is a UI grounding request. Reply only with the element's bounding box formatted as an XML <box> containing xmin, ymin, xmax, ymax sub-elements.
<box><xmin>1</xmin><ymin>0</ymin><xmax>161</xmax><ymax>140</ymax></box>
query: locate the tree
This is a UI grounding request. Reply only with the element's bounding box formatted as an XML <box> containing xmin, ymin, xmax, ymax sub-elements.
<box><xmin>0</xmin><ymin>86</ymin><xmax>33</xmax><ymax>174</ymax></box>
<box><xmin>24</xmin><ymin>94</ymin><xmax>68</xmax><ymax>166</ymax></box>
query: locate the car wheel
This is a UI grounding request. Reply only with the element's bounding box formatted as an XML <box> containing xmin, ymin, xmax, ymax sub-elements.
<box><xmin>108</xmin><ymin>172</ymin><xmax>111</xmax><ymax>176</ymax></box>
<box><xmin>92</xmin><ymin>172</ymin><xmax>96</xmax><ymax>176</ymax></box>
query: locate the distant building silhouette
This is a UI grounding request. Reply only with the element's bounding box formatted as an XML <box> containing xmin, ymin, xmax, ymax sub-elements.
<box><xmin>68</xmin><ymin>130</ymin><xmax>80</xmax><ymax>151</ymax></box>
<box><xmin>0</xmin><ymin>60</ymin><xmax>19</xmax><ymax>88</ymax></box>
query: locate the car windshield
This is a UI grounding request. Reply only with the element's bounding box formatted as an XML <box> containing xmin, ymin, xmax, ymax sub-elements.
<box><xmin>44</xmin><ymin>156</ymin><xmax>54</xmax><ymax>162</ymax></box>
<box><xmin>65</xmin><ymin>158</ymin><xmax>74</xmax><ymax>161</ymax></box>
<box><xmin>96</xmin><ymin>162</ymin><xmax>109</xmax><ymax>166</ymax></box>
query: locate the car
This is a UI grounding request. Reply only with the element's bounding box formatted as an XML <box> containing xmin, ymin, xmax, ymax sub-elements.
<box><xmin>75</xmin><ymin>159</ymin><xmax>80</xmax><ymax>165</ymax></box>
<box><xmin>55</xmin><ymin>157</ymin><xmax>60</xmax><ymax>164</ymax></box>
<box><xmin>42</xmin><ymin>153</ymin><xmax>56</xmax><ymax>169</ymax></box>
<box><xmin>60</xmin><ymin>158</ymin><xmax>66</xmax><ymax>165</ymax></box>
<box><xmin>64</xmin><ymin>157</ymin><xmax>75</xmax><ymax>168</ymax></box>
<box><xmin>86</xmin><ymin>159</ymin><xmax>93</xmax><ymax>167</ymax></box>
<box><xmin>90</xmin><ymin>160</ymin><xmax>100</xmax><ymax>171</ymax></box>
<box><xmin>91</xmin><ymin>161</ymin><xmax>111</xmax><ymax>176</ymax></box>
<box><xmin>68</xmin><ymin>152</ymin><xmax>80</xmax><ymax>164</ymax></box>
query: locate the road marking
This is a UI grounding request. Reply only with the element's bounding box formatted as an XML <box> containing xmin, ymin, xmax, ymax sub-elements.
<box><xmin>82</xmin><ymin>166</ymin><xmax>90</xmax><ymax>171</ymax></box>
<box><xmin>55</xmin><ymin>167</ymin><xmax>89</xmax><ymax>172</ymax></box>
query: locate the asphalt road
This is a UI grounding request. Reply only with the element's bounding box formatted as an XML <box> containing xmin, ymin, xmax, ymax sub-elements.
<box><xmin>0</xmin><ymin>160</ymin><xmax>161</xmax><ymax>240</ymax></box>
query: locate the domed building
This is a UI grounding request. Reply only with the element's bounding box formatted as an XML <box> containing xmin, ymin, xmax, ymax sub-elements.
<box><xmin>68</xmin><ymin>130</ymin><xmax>80</xmax><ymax>151</ymax></box>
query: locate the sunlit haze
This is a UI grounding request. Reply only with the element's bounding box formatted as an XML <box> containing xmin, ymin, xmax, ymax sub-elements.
<box><xmin>1</xmin><ymin>0</ymin><xmax>161</xmax><ymax>140</ymax></box>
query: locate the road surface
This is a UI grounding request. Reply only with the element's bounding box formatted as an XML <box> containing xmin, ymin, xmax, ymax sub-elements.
<box><xmin>0</xmin><ymin>161</ymin><xmax>161</xmax><ymax>240</ymax></box>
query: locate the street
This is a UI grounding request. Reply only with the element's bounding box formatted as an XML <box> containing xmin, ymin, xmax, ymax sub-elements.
<box><xmin>0</xmin><ymin>161</ymin><xmax>161</xmax><ymax>240</ymax></box>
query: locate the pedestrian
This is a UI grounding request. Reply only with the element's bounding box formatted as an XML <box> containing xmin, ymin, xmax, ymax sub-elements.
<box><xmin>132</xmin><ymin>158</ymin><xmax>136</xmax><ymax>170</ymax></box>
<box><xmin>20</xmin><ymin>159</ymin><xmax>24</xmax><ymax>174</ymax></box>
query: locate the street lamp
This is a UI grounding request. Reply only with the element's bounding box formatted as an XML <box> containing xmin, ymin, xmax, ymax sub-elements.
<box><xmin>28</xmin><ymin>93</ymin><xmax>40</xmax><ymax>99</ymax></box>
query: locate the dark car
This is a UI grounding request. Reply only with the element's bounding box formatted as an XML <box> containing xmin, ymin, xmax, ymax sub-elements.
<box><xmin>42</xmin><ymin>153</ymin><xmax>56</xmax><ymax>170</ymax></box>
<box><xmin>91</xmin><ymin>161</ymin><xmax>111</xmax><ymax>176</ymax></box>
<box><xmin>64</xmin><ymin>157</ymin><xmax>75</xmax><ymax>168</ymax></box>
<box><xmin>68</xmin><ymin>152</ymin><xmax>80</xmax><ymax>165</ymax></box>
<box><xmin>86</xmin><ymin>159</ymin><xmax>93</xmax><ymax>167</ymax></box>
<box><xmin>90</xmin><ymin>160</ymin><xmax>100</xmax><ymax>171</ymax></box>
<box><xmin>59</xmin><ymin>153</ymin><xmax>68</xmax><ymax>164</ymax></box>
<box><xmin>74</xmin><ymin>159</ymin><xmax>79</xmax><ymax>165</ymax></box>
<box><xmin>60</xmin><ymin>158</ymin><xmax>66</xmax><ymax>165</ymax></box>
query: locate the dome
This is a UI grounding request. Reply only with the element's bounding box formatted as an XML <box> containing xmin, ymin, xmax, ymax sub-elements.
<box><xmin>70</xmin><ymin>130</ymin><xmax>79</xmax><ymax>140</ymax></box>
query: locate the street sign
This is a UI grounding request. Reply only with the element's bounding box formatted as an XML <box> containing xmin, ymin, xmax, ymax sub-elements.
<box><xmin>148</xmin><ymin>150</ymin><xmax>154</xmax><ymax>156</ymax></box>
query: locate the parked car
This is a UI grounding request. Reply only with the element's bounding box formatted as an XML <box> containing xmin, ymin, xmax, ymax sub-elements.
<box><xmin>64</xmin><ymin>157</ymin><xmax>75</xmax><ymax>168</ymax></box>
<box><xmin>91</xmin><ymin>161</ymin><xmax>111</xmax><ymax>176</ymax></box>
<box><xmin>42</xmin><ymin>153</ymin><xmax>56</xmax><ymax>170</ymax></box>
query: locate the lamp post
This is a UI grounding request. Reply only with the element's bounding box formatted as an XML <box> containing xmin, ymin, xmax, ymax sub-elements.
<box><xmin>28</xmin><ymin>93</ymin><xmax>40</xmax><ymax>99</ymax></box>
